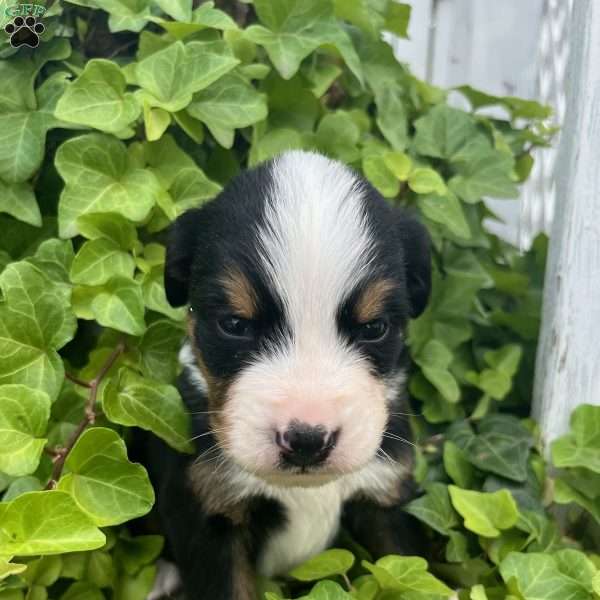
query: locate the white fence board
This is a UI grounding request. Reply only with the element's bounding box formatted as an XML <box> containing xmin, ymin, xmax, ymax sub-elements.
<box><xmin>532</xmin><ymin>0</ymin><xmax>600</xmax><ymax>443</ymax></box>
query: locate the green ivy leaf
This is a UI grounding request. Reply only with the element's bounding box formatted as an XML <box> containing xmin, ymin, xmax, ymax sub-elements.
<box><xmin>56</xmin><ymin>134</ymin><xmax>162</xmax><ymax>238</ymax></box>
<box><xmin>408</xmin><ymin>168</ymin><xmax>447</xmax><ymax>195</ymax></box>
<box><xmin>155</xmin><ymin>2</ymin><xmax>237</xmax><ymax>38</ymax></box>
<box><xmin>75</xmin><ymin>277</ymin><xmax>146</xmax><ymax>336</ymax></box>
<box><xmin>500</xmin><ymin>551</ymin><xmax>594</xmax><ymax>600</ymax></box>
<box><xmin>553</xmin><ymin>478</ymin><xmax>600</xmax><ymax>524</ymax></box>
<box><xmin>58</xmin><ymin>427</ymin><xmax>154</xmax><ymax>527</ymax></box>
<box><xmin>26</xmin><ymin>239</ymin><xmax>75</xmax><ymax>288</ymax></box>
<box><xmin>154</xmin><ymin>0</ymin><xmax>192</xmax><ymax>22</ymax></box>
<box><xmin>140</xmin><ymin>266</ymin><xmax>185</xmax><ymax>321</ymax></box>
<box><xmin>315</xmin><ymin>112</ymin><xmax>360</xmax><ymax>163</ymax></box>
<box><xmin>552</xmin><ymin>404</ymin><xmax>600</xmax><ymax>474</ymax></box>
<box><xmin>0</xmin><ymin>261</ymin><xmax>76</xmax><ymax>401</ymax></box>
<box><xmin>249</xmin><ymin>128</ymin><xmax>305</xmax><ymax>167</ymax></box>
<box><xmin>383</xmin><ymin>2</ymin><xmax>411</xmax><ymax>38</ymax></box>
<box><xmin>304</xmin><ymin>62</ymin><xmax>342</xmax><ymax>98</ymax></box>
<box><xmin>449</xmin><ymin>486</ymin><xmax>519</xmax><ymax>537</ymax></box>
<box><xmin>449</xmin><ymin>415</ymin><xmax>533</xmax><ymax>482</ymax></box>
<box><xmin>70</xmin><ymin>239</ymin><xmax>136</xmax><ymax>286</ymax></box>
<box><xmin>55</xmin><ymin>60</ymin><xmax>141</xmax><ymax>135</ymax></box>
<box><xmin>0</xmin><ymin>558</ymin><xmax>27</xmax><ymax>581</ymax></box>
<box><xmin>404</xmin><ymin>482</ymin><xmax>460</xmax><ymax>535</ymax></box>
<box><xmin>136</xmin><ymin>319</ymin><xmax>185</xmax><ymax>383</ymax></box>
<box><xmin>306</xmin><ymin>580</ymin><xmax>353</xmax><ymax>599</ymax></box>
<box><xmin>169</xmin><ymin>166</ymin><xmax>222</xmax><ymax>214</ymax></box>
<box><xmin>135</xmin><ymin>40</ymin><xmax>239</xmax><ymax>112</ymax></box>
<box><xmin>443</xmin><ymin>441</ymin><xmax>474</xmax><ymax>488</ymax></box>
<box><xmin>113</xmin><ymin>534</ymin><xmax>164</xmax><ymax>575</ymax></box>
<box><xmin>102</xmin><ymin>368</ymin><xmax>192</xmax><ymax>453</ymax></box>
<box><xmin>446</xmin><ymin>530</ymin><xmax>470</xmax><ymax>563</ymax></box>
<box><xmin>290</xmin><ymin>549</ymin><xmax>354</xmax><ymax>581</ymax></box>
<box><xmin>21</xmin><ymin>556</ymin><xmax>63</xmax><ymax>587</ymax></box>
<box><xmin>246</xmin><ymin>0</ymin><xmax>363</xmax><ymax>82</ymax></box>
<box><xmin>0</xmin><ymin>180</ymin><xmax>41</xmax><ymax>227</ymax></box>
<box><xmin>418</xmin><ymin>193</ymin><xmax>470</xmax><ymax>239</ymax></box>
<box><xmin>143</xmin><ymin>103</ymin><xmax>171</xmax><ymax>141</ymax></box>
<box><xmin>0</xmin><ymin>491</ymin><xmax>105</xmax><ymax>556</ymax></box>
<box><xmin>362</xmin><ymin>152</ymin><xmax>399</xmax><ymax>198</ymax></box>
<box><xmin>188</xmin><ymin>73</ymin><xmax>268</xmax><ymax>148</ymax></box>
<box><xmin>60</xmin><ymin>582</ymin><xmax>104</xmax><ymax>600</ymax></box>
<box><xmin>0</xmin><ymin>40</ymin><xmax>72</xmax><ymax>183</ymax></box>
<box><xmin>449</xmin><ymin>145</ymin><xmax>518</xmax><ymax>202</ymax></box>
<box><xmin>76</xmin><ymin>213</ymin><xmax>138</xmax><ymax>250</ymax></box>
<box><xmin>383</xmin><ymin>151</ymin><xmax>412</xmax><ymax>181</ymax></box>
<box><xmin>0</xmin><ymin>385</ymin><xmax>50</xmax><ymax>477</ymax></box>
<box><xmin>457</xmin><ymin>85</ymin><xmax>552</xmax><ymax>120</ymax></box>
<box><xmin>414</xmin><ymin>340</ymin><xmax>460</xmax><ymax>403</ymax></box>
<box><xmin>113</xmin><ymin>564</ymin><xmax>157</xmax><ymax>600</ymax></box>
<box><xmin>363</xmin><ymin>555</ymin><xmax>453</xmax><ymax>596</ymax></box>
<box><xmin>2</xmin><ymin>475</ymin><xmax>43</xmax><ymax>502</ymax></box>
<box><xmin>413</xmin><ymin>104</ymin><xmax>478</xmax><ymax>160</ymax></box>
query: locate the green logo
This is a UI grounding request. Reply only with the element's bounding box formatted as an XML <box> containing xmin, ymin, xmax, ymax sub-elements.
<box><xmin>4</xmin><ymin>3</ymin><xmax>46</xmax><ymax>17</ymax></box>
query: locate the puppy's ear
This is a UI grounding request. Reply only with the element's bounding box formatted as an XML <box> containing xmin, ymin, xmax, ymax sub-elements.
<box><xmin>399</xmin><ymin>215</ymin><xmax>431</xmax><ymax>318</ymax></box>
<box><xmin>164</xmin><ymin>208</ymin><xmax>203</xmax><ymax>307</ymax></box>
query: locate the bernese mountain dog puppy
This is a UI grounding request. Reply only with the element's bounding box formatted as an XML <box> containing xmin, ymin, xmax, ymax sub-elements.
<box><xmin>146</xmin><ymin>151</ymin><xmax>432</xmax><ymax>599</ymax></box>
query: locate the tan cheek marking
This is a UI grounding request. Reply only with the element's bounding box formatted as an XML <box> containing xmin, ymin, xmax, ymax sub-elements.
<box><xmin>187</xmin><ymin>461</ymin><xmax>248</xmax><ymax>520</ymax></box>
<box><xmin>354</xmin><ymin>279</ymin><xmax>396</xmax><ymax>322</ymax></box>
<box><xmin>187</xmin><ymin>314</ymin><xmax>232</xmax><ymax>447</ymax></box>
<box><xmin>220</xmin><ymin>268</ymin><xmax>257</xmax><ymax>320</ymax></box>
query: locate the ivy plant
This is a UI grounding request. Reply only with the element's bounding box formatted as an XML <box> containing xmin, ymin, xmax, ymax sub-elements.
<box><xmin>0</xmin><ymin>1</ymin><xmax>598</xmax><ymax>599</ymax></box>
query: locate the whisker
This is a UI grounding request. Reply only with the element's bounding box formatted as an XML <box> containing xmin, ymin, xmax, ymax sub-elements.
<box><xmin>194</xmin><ymin>444</ymin><xmax>221</xmax><ymax>463</ymax></box>
<box><xmin>187</xmin><ymin>427</ymin><xmax>228</xmax><ymax>443</ymax></box>
<box><xmin>377</xmin><ymin>448</ymin><xmax>399</xmax><ymax>466</ymax></box>
<box><xmin>382</xmin><ymin>432</ymin><xmax>417</xmax><ymax>448</ymax></box>
<box><xmin>199</xmin><ymin>452</ymin><xmax>225</xmax><ymax>467</ymax></box>
<box><xmin>388</xmin><ymin>411</ymin><xmax>422</xmax><ymax>418</ymax></box>
<box><xmin>187</xmin><ymin>410</ymin><xmax>222</xmax><ymax>416</ymax></box>
<box><xmin>211</xmin><ymin>455</ymin><xmax>230</xmax><ymax>479</ymax></box>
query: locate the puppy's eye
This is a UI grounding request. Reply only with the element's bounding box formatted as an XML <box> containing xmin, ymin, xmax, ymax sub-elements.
<box><xmin>357</xmin><ymin>318</ymin><xmax>389</xmax><ymax>343</ymax></box>
<box><xmin>218</xmin><ymin>316</ymin><xmax>254</xmax><ymax>339</ymax></box>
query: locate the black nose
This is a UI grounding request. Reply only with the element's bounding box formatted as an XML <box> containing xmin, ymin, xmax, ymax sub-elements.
<box><xmin>276</xmin><ymin>422</ymin><xmax>338</xmax><ymax>467</ymax></box>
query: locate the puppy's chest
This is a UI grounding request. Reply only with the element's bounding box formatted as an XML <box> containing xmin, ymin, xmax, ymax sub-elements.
<box><xmin>257</xmin><ymin>484</ymin><xmax>345</xmax><ymax>577</ymax></box>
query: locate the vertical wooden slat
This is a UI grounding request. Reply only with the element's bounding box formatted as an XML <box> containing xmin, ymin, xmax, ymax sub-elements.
<box><xmin>533</xmin><ymin>0</ymin><xmax>600</xmax><ymax>444</ymax></box>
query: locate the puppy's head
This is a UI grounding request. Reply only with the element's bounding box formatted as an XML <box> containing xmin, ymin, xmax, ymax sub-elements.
<box><xmin>166</xmin><ymin>151</ymin><xmax>430</xmax><ymax>485</ymax></box>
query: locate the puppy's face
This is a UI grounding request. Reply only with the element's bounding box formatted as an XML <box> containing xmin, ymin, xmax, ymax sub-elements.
<box><xmin>166</xmin><ymin>152</ymin><xmax>430</xmax><ymax>485</ymax></box>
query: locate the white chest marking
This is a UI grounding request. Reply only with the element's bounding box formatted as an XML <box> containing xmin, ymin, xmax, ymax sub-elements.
<box><xmin>253</xmin><ymin>460</ymin><xmax>403</xmax><ymax>577</ymax></box>
<box><xmin>257</xmin><ymin>482</ymin><xmax>344</xmax><ymax>577</ymax></box>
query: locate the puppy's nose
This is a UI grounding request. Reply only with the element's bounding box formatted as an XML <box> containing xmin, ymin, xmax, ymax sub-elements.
<box><xmin>276</xmin><ymin>422</ymin><xmax>338</xmax><ymax>467</ymax></box>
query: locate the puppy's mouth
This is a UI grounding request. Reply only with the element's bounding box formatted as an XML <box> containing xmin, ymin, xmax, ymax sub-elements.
<box><xmin>253</xmin><ymin>429</ymin><xmax>356</xmax><ymax>488</ymax></box>
<box><xmin>258</xmin><ymin>466</ymin><xmax>343</xmax><ymax>488</ymax></box>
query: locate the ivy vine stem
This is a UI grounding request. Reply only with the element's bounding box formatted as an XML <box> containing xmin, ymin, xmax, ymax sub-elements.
<box><xmin>45</xmin><ymin>340</ymin><xmax>126</xmax><ymax>490</ymax></box>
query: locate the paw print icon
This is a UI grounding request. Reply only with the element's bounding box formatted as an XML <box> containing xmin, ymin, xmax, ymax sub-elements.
<box><xmin>4</xmin><ymin>15</ymin><xmax>45</xmax><ymax>49</ymax></box>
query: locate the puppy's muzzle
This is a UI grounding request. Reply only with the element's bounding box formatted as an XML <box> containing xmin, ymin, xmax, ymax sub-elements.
<box><xmin>275</xmin><ymin>420</ymin><xmax>340</xmax><ymax>468</ymax></box>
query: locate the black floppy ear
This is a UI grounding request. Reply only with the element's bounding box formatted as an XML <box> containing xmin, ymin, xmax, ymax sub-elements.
<box><xmin>399</xmin><ymin>215</ymin><xmax>432</xmax><ymax>318</ymax></box>
<box><xmin>164</xmin><ymin>208</ymin><xmax>204</xmax><ymax>307</ymax></box>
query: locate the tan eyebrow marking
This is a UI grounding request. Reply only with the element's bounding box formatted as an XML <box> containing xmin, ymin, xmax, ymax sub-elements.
<box><xmin>354</xmin><ymin>279</ymin><xmax>396</xmax><ymax>322</ymax></box>
<box><xmin>220</xmin><ymin>268</ymin><xmax>258</xmax><ymax>320</ymax></box>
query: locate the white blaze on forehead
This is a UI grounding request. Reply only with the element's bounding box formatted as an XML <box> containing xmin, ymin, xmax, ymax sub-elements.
<box><xmin>222</xmin><ymin>151</ymin><xmax>389</xmax><ymax>477</ymax></box>
<box><xmin>258</xmin><ymin>151</ymin><xmax>376</xmax><ymax>350</ymax></box>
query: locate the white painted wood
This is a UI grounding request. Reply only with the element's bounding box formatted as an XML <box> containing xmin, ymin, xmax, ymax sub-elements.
<box><xmin>532</xmin><ymin>0</ymin><xmax>600</xmax><ymax>443</ymax></box>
